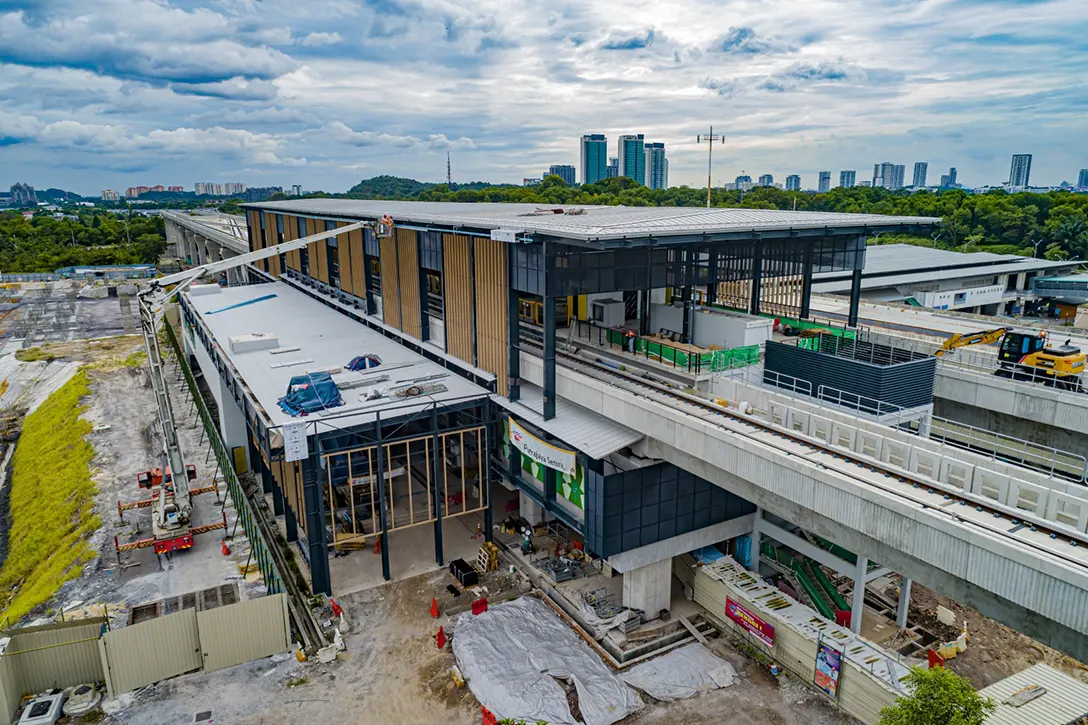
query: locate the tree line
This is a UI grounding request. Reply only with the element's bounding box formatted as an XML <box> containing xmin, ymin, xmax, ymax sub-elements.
<box><xmin>0</xmin><ymin>211</ymin><xmax>167</xmax><ymax>273</ymax></box>
<box><xmin>346</xmin><ymin>175</ymin><xmax>1088</xmax><ymax>262</ymax></box>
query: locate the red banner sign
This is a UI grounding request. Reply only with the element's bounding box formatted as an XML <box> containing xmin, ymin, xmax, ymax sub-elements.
<box><xmin>725</xmin><ymin>597</ymin><xmax>775</xmax><ymax>647</ymax></box>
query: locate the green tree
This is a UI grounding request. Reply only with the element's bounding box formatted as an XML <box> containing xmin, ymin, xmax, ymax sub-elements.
<box><xmin>879</xmin><ymin>667</ymin><xmax>994</xmax><ymax>725</ymax></box>
<box><xmin>1045</xmin><ymin>242</ymin><xmax>1070</xmax><ymax>261</ymax></box>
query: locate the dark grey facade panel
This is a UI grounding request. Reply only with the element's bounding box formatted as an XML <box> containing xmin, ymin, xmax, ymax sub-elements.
<box><xmin>584</xmin><ymin>462</ymin><xmax>755</xmax><ymax>558</ymax></box>
<box><xmin>764</xmin><ymin>341</ymin><xmax>936</xmax><ymax>411</ymax></box>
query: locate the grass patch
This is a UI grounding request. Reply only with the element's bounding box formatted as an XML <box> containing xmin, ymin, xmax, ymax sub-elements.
<box><xmin>0</xmin><ymin>370</ymin><xmax>99</xmax><ymax>625</ymax></box>
<box><xmin>123</xmin><ymin>350</ymin><xmax>147</xmax><ymax>367</ymax></box>
<box><xmin>14</xmin><ymin>347</ymin><xmax>58</xmax><ymax>363</ymax></box>
<box><xmin>285</xmin><ymin>676</ymin><xmax>309</xmax><ymax>688</ymax></box>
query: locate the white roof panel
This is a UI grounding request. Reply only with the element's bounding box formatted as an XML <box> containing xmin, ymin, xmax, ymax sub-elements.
<box><xmin>492</xmin><ymin>383</ymin><xmax>643</xmax><ymax>460</ymax></box>
<box><xmin>246</xmin><ymin>199</ymin><xmax>939</xmax><ymax>242</ymax></box>
<box><xmin>185</xmin><ymin>281</ymin><xmax>489</xmax><ymax>431</ymax></box>
<box><xmin>979</xmin><ymin>664</ymin><xmax>1088</xmax><ymax>725</ymax></box>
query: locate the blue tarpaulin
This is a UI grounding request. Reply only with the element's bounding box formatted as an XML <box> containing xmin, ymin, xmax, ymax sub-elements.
<box><xmin>345</xmin><ymin>354</ymin><xmax>382</xmax><ymax>371</ymax></box>
<box><xmin>278</xmin><ymin>371</ymin><xmax>344</xmax><ymax>417</ymax></box>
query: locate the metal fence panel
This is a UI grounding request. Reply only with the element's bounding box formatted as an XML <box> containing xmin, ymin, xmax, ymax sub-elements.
<box><xmin>0</xmin><ymin>652</ymin><xmax>18</xmax><ymax>725</ymax></box>
<box><xmin>100</xmin><ymin>609</ymin><xmax>201</xmax><ymax>698</ymax></box>
<box><xmin>197</xmin><ymin>594</ymin><xmax>290</xmax><ymax>673</ymax></box>
<box><xmin>2</xmin><ymin>619</ymin><xmax>105</xmax><ymax>695</ymax></box>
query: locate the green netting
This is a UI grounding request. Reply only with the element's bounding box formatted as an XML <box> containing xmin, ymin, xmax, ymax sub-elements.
<box><xmin>606</xmin><ymin>327</ymin><xmax>759</xmax><ymax>372</ymax></box>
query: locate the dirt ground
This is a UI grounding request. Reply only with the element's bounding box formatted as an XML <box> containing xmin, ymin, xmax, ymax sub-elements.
<box><xmin>907</xmin><ymin>583</ymin><xmax>1088</xmax><ymax>689</ymax></box>
<box><xmin>15</xmin><ymin>332</ymin><xmax>261</xmax><ymax>628</ymax></box>
<box><xmin>102</xmin><ymin>568</ymin><xmax>857</xmax><ymax>725</ymax></box>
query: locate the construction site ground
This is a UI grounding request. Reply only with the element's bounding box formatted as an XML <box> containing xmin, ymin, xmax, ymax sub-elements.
<box><xmin>0</xmin><ymin>286</ymin><xmax>261</xmax><ymax>629</ymax></box>
<box><xmin>101</xmin><ymin>567</ymin><xmax>856</xmax><ymax>725</ymax></box>
<box><xmin>904</xmin><ymin>583</ymin><xmax>1088</xmax><ymax>689</ymax></box>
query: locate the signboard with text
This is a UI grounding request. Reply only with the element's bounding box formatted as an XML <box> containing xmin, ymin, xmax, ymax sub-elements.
<box><xmin>508</xmin><ymin>418</ymin><xmax>576</xmax><ymax>475</ymax></box>
<box><xmin>814</xmin><ymin>641</ymin><xmax>843</xmax><ymax>699</ymax></box>
<box><xmin>283</xmin><ymin>421</ymin><xmax>309</xmax><ymax>462</ymax></box>
<box><xmin>725</xmin><ymin>597</ymin><xmax>775</xmax><ymax>647</ymax></box>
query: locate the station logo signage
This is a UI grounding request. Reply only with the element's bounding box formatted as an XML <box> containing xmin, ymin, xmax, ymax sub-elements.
<box><xmin>508</xmin><ymin>419</ymin><xmax>576</xmax><ymax>475</ymax></box>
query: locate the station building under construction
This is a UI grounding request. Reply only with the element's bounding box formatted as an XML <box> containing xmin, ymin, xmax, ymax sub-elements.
<box><xmin>180</xmin><ymin>199</ymin><xmax>937</xmax><ymax>607</ymax></box>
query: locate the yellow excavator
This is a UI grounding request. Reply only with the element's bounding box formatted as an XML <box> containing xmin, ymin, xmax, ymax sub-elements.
<box><xmin>935</xmin><ymin>327</ymin><xmax>1086</xmax><ymax>390</ymax></box>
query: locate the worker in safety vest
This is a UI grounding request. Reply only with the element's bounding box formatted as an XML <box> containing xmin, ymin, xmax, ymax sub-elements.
<box><xmin>625</xmin><ymin>328</ymin><xmax>635</xmax><ymax>353</ymax></box>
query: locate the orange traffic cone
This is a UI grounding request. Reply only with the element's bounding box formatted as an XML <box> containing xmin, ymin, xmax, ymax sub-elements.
<box><xmin>221</xmin><ymin>540</ymin><xmax>231</xmax><ymax>556</ymax></box>
<box><xmin>373</xmin><ymin>536</ymin><xmax>382</xmax><ymax>555</ymax></box>
<box><xmin>430</xmin><ymin>598</ymin><xmax>440</xmax><ymax>618</ymax></box>
<box><xmin>435</xmin><ymin>626</ymin><xmax>447</xmax><ymax>650</ymax></box>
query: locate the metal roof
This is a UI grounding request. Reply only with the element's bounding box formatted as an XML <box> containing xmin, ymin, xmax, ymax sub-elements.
<box><xmin>491</xmin><ymin>382</ymin><xmax>643</xmax><ymax>460</ymax></box>
<box><xmin>185</xmin><ymin>281</ymin><xmax>489</xmax><ymax>430</ymax></box>
<box><xmin>813</xmin><ymin>244</ymin><xmax>1077</xmax><ymax>293</ymax></box>
<box><xmin>244</xmin><ymin>199</ymin><xmax>939</xmax><ymax>243</ymax></box>
<box><xmin>979</xmin><ymin>664</ymin><xmax>1088</xmax><ymax>725</ymax></box>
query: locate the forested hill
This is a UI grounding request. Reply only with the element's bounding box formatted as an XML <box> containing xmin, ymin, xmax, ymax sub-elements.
<box><xmin>345</xmin><ymin>175</ymin><xmax>515</xmax><ymax>198</ymax></box>
<box><xmin>343</xmin><ymin>175</ymin><xmax>1088</xmax><ymax>261</ymax></box>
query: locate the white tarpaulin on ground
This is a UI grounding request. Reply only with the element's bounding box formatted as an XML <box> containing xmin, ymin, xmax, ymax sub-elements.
<box><xmin>452</xmin><ymin>596</ymin><xmax>643</xmax><ymax>725</ymax></box>
<box><xmin>620</xmin><ymin>642</ymin><xmax>736</xmax><ymax>701</ymax></box>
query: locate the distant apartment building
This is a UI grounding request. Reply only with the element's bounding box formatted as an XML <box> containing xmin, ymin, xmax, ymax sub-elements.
<box><xmin>871</xmin><ymin>162</ymin><xmax>904</xmax><ymax>190</ymax></box>
<box><xmin>858</xmin><ymin>180</ymin><xmax>872</xmax><ymax>187</ymax></box>
<box><xmin>101</xmin><ymin>189</ymin><xmax>120</xmax><ymax>201</ymax></box>
<box><xmin>785</xmin><ymin>174</ymin><xmax>801</xmax><ymax>191</ymax></box>
<box><xmin>1009</xmin><ymin>154</ymin><xmax>1032</xmax><ymax>187</ymax></box>
<box><xmin>167</xmin><ymin>186</ymin><xmax>184</xmax><ymax>193</ymax></box>
<box><xmin>839</xmin><ymin>170</ymin><xmax>856</xmax><ymax>188</ymax></box>
<box><xmin>244</xmin><ymin>186</ymin><xmax>283</xmax><ymax>203</ymax></box>
<box><xmin>939</xmin><ymin>167</ymin><xmax>958</xmax><ymax>188</ymax></box>
<box><xmin>734</xmin><ymin>175</ymin><xmax>753</xmax><ymax>192</ymax></box>
<box><xmin>523</xmin><ymin>177</ymin><xmax>542</xmax><ymax>187</ymax></box>
<box><xmin>224</xmin><ymin>182</ymin><xmax>247</xmax><ymax>195</ymax></box>
<box><xmin>617</xmin><ymin>134</ymin><xmax>646</xmax><ymax>185</ymax></box>
<box><xmin>194</xmin><ymin>183</ymin><xmax>218</xmax><ymax>196</ymax></box>
<box><xmin>757</xmin><ymin>173</ymin><xmax>774</xmax><ymax>187</ymax></box>
<box><xmin>291</xmin><ymin>184</ymin><xmax>303</xmax><ymax>197</ymax></box>
<box><xmin>125</xmin><ymin>186</ymin><xmax>150</xmax><ymax>198</ymax></box>
<box><xmin>818</xmin><ymin>171</ymin><xmax>831</xmax><ymax>193</ymax></box>
<box><xmin>912</xmin><ymin>162</ymin><xmax>928</xmax><ymax>188</ymax></box>
<box><xmin>547</xmin><ymin>164</ymin><xmax>577</xmax><ymax>186</ymax></box>
<box><xmin>10</xmin><ymin>183</ymin><xmax>37</xmax><ymax>206</ymax></box>
<box><xmin>644</xmin><ymin>143</ymin><xmax>668</xmax><ymax>190</ymax></box>
<box><xmin>606</xmin><ymin>157</ymin><xmax>619</xmax><ymax>179</ymax></box>
<box><xmin>579</xmin><ymin>134</ymin><xmax>608</xmax><ymax>184</ymax></box>
<box><xmin>1079</xmin><ymin>169</ymin><xmax>1088</xmax><ymax>189</ymax></box>
<box><xmin>148</xmin><ymin>185</ymin><xmax>165</xmax><ymax>193</ymax></box>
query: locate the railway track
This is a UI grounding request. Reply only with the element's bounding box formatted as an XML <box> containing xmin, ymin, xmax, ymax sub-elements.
<box><xmin>521</xmin><ymin>339</ymin><xmax>1088</xmax><ymax>572</ymax></box>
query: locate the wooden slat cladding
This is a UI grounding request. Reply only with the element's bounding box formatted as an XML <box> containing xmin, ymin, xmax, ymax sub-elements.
<box><xmin>306</xmin><ymin>218</ymin><xmax>329</xmax><ymax>284</ymax></box>
<box><xmin>337</xmin><ymin>221</ymin><xmax>357</xmax><ymax>294</ymax></box>
<box><xmin>348</xmin><ymin>227</ymin><xmax>366</xmax><ymax>298</ymax></box>
<box><xmin>380</xmin><ymin>234</ymin><xmax>401</xmax><ymax>329</ymax></box>
<box><xmin>443</xmin><ymin>233</ymin><xmax>474</xmax><ymax>364</ymax></box>
<box><xmin>473</xmin><ymin>238</ymin><xmax>508</xmax><ymax>396</ymax></box>
<box><xmin>282</xmin><ymin>214</ymin><xmax>301</xmax><ymax>271</ymax></box>
<box><xmin>273</xmin><ymin>460</ymin><xmax>306</xmax><ymax>535</ymax></box>
<box><xmin>396</xmin><ymin>228</ymin><xmax>422</xmax><ymax>339</ymax></box>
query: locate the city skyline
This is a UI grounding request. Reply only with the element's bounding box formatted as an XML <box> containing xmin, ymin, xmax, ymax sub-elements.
<box><xmin>0</xmin><ymin>0</ymin><xmax>1084</xmax><ymax>193</ymax></box>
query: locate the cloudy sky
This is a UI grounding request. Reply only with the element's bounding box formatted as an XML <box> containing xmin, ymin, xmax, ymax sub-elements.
<box><xmin>1</xmin><ymin>0</ymin><xmax>1085</xmax><ymax>195</ymax></box>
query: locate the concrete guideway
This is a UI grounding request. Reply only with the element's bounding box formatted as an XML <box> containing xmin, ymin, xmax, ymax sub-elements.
<box><xmin>162</xmin><ymin>211</ymin><xmax>249</xmax><ymax>285</ymax></box>
<box><xmin>518</xmin><ymin>350</ymin><xmax>1088</xmax><ymax>661</ymax></box>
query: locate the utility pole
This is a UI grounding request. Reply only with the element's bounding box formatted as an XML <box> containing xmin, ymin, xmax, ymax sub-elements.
<box><xmin>697</xmin><ymin>126</ymin><xmax>722</xmax><ymax>208</ymax></box>
<box><xmin>447</xmin><ymin>151</ymin><xmax>452</xmax><ymax>188</ymax></box>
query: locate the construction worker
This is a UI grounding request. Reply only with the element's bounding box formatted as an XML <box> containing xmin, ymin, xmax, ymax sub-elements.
<box><xmin>625</xmin><ymin>328</ymin><xmax>636</xmax><ymax>353</ymax></box>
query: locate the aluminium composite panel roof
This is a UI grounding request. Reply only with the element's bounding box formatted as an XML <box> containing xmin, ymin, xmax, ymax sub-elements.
<box><xmin>185</xmin><ymin>281</ymin><xmax>489</xmax><ymax>431</ymax></box>
<box><xmin>491</xmin><ymin>382</ymin><xmax>643</xmax><ymax>460</ymax></box>
<box><xmin>245</xmin><ymin>199</ymin><xmax>940</xmax><ymax>243</ymax></box>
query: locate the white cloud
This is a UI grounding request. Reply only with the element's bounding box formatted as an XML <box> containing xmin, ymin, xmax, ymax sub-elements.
<box><xmin>299</xmin><ymin>31</ymin><xmax>343</xmax><ymax>47</ymax></box>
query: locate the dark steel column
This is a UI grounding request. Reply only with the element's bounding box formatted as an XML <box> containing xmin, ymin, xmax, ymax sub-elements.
<box><xmin>848</xmin><ymin>266</ymin><xmax>863</xmax><ymax>328</ymax></box>
<box><xmin>418</xmin><ymin>234</ymin><xmax>430</xmax><ymax>342</ymax></box>
<box><xmin>431</xmin><ymin>405</ymin><xmax>444</xmax><ymax>566</ymax></box>
<box><xmin>374</xmin><ymin>415</ymin><xmax>391</xmax><ymax>581</ymax></box>
<box><xmin>800</xmin><ymin>238</ymin><xmax>815</xmax><ymax>319</ymax></box>
<box><xmin>301</xmin><ymin>456</ymin><xmax>331</xmax><ymax>595</ymax></box>
<box><xmin>705</xmin><ymin>247</ymin><xmax>718</xmax><ymax>305</ymax></box>
<box><xmin>271</xmin><ymin>467</ymin><xmax>285</xmax><ymax>516</ymax></box>
<box><xmin>284</xmin><ymin>504</ymin><xmax>298</xmax><ymax>543</ymax></box>
<box><xmin>507</xmin><ymin>245</ymin><xmax>520</xmax><ymax>403</ymax></box>
<box><xmin>639</xmin><ymin>289</ymin><xmax>651</xmax><ymax>336</ymax></box>
<box><xmin>749</xmin><ymin>241</ymin><xmax>763</xmax><ymax>316</ymax></box>
<box><xmin>543</xmin><ymin>243</ymin><xmax>557</xmax><ymax>421</ymax></box>
<box><xmin>484</xmin><ymin>406</ymin><xmax>495</xmax><ymax>543</ymax></box>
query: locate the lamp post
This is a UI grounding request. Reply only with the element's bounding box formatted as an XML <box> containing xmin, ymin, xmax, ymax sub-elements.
<box><xmin>696</xmin><ymin>126</ymin><xmax>722</xmax><ymax>209</ymax></box>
